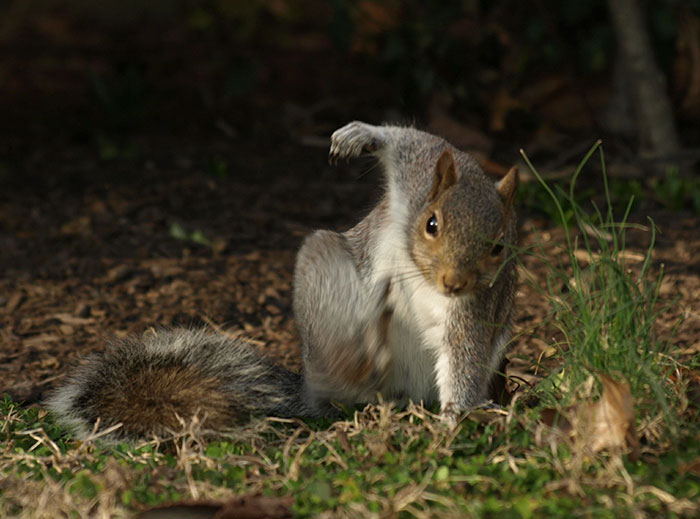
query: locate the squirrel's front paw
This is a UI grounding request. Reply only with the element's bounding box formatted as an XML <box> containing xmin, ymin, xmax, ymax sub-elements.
<box><xmin>439</xmin><ymin>402</ymin><xmax>463</xmax><ymax>430</ymax></box>
<box><xmin>329</xmin><ymin>121</ymin><xmax>386</xmax><ymax>164</ymax></box>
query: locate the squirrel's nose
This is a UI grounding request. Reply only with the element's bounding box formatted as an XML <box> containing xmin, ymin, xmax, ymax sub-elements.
<box><xmin>441</xmin><ymin>274</ymin><xmax>462</xmax><ymax>294</ymax></box>
<box><xmin>440</xmin><ymin>270</ymin><xmax>473</xmax><ymax>295</ymax></box>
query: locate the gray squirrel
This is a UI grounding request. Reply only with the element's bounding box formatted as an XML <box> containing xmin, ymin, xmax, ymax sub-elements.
<box><xmin>47</xmin><ymin>121</ymin><xmax>518</xmax><ymax>442</ymax></box>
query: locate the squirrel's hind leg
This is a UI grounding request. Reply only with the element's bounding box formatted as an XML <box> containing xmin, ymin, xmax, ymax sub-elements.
<box><xmin>294</xmin><ymin>230</ymin><xmax>392</xmax><ymax>411</ymax></box>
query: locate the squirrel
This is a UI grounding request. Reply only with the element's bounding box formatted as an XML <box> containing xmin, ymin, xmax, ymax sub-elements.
<box><xmin>47</xmin><ymin>121</ymin><xmax>518</xmax><ymax>443</ymax></box>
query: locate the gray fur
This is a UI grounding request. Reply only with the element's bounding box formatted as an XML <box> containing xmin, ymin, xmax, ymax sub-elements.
<box><xmin>46</xmin><ymin>328</ymin><xmax>313</xmax><ymax>443</ymax></box>
<box><xmin>300</xmin><ymin>121</ymin><xmax>518</xmax><ymax>423</ymax></box>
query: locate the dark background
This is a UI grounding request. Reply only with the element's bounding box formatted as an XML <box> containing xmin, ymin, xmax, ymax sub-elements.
<box><xmin>2</xmin><ymin>0</ymin><xmax>699</xmax><ymax>190</ymax></box>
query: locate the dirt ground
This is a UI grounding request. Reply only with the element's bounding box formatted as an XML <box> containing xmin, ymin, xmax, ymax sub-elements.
<box><xmin>1</xmin><ymin>8</ymin><xmax>699</xmax><ymax>408</ymax></box>
<box><xmin>2</xmin><ymin>140</ymin><xmax>699</xmax><ymax>406</ymax></box>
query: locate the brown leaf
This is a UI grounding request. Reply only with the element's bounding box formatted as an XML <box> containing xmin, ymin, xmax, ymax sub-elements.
<box><xmin>106</xmin><ymin>264</ymin><xmax>135</xmax><ymax>283</ymax></box>
<box><xmin>51</xmin><ymin>313</ymin><xmax>94</xmax><ymax>326</ymax></box>
<box><xmin>134</xmin><ymin>495</ymin><xmax>294</xmax><ymax>519</ymax></box>
<box><xmin>22</xmin><ymin>334</ymin><xmax>60</xmax><ymax>347</ymax></box>
<box><xmin>679</xmin><ymin>458</ymin><xmax>700</xmax><ymax>477</ymax></box>
<box><xmin>134</xmin><ymin>500</ymin><xmax>221</xmax><ymax>519</ymax></box>
<box><xmin>577</xmin><ymin>374</ymin><xmax>639</xmax><ymax>460</ymax></box>
<box><xmin>335</xmin><ymin>428</ymin><xmax>352</xmax><ymax>453</ymax></box>
<box><xmin>366</xmin><ymin>435</ymin><xmax>389</xmax><ymax>458</ymax></box>
<box><xmin>539</xmin><ymin>408</ymin><xmax>572</xmax><ymax>433</ymax></box>
<box><xmin>218</xmin><ymin>495</ymin><xmax>294</xmax><ymax>519</ymax></box>
<box><xmin>59</xmin><ymin>215</ymin><xmax>91</xmax><ymax>236</ymax></box>
<box><xmin>668</xmin><ymin>366</ymin><xmax>700</xmax><ymax>409</ymax></box>
<box><xmin>6</xmin><ymin>292</ymin><xmax>26</xmax><ymax>313</ymax></box>
<box><xmin>539</xmin><ymin>375</ymin><xmax>639</xmax><ymax>460</ymax></box>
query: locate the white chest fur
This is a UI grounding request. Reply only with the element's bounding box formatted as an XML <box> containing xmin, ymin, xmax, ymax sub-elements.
<box><xmin>370</xmin><ymin>195</ymin><xmax>451</xmax><ymax>406</ymax></box>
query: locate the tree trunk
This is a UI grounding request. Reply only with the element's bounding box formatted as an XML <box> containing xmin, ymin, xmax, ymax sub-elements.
<box><xmin>607</xmin><ymin>0</ymin><xmax>681</xmax><ymax>170</ymax></box>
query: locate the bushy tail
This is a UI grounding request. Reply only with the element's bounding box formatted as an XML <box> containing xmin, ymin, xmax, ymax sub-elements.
<box><xmin>46</xmin><ymin>328</ymin><xmax>312</xmax><ymax>443</ymax></box>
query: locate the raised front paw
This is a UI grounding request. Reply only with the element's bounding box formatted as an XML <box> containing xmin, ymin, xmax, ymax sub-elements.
<box><xmin>329</xmin><ymin>121</ymin><xmax>386</xmax><ymax>164</ymax></box>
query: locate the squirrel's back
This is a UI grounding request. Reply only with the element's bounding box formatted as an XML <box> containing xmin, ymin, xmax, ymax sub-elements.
<box><xmin>46</xmin><ymin>329</ymin><xmax>310</xmax><ymax>443</ymax></box>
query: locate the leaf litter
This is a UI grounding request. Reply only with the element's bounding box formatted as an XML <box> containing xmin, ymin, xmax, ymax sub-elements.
<box><xmin>540</xmin><ymin>374</ymin><xmax>640</xmax><ymax>460</ymax></box>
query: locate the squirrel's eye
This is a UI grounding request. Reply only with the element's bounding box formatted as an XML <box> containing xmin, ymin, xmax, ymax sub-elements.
<box><xmin>491</xmin><ymin>242</ymin><xmax>504</xmax><ymax>256</ymax></box>
<box><xmin>426</xmin><ymin>214</ymin><xmax>439</xmax><ymax>236</ymax></box>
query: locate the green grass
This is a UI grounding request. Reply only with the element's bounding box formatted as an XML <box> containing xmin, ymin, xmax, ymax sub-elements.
<box><xmin>1</xmin><ymin>398</ymin><xmax>698</xmax><ymax>518</ymax></box>
<box><xmin>519</xmin><ymin>143</ymin><xmax>684</xmax><ymax>423</ymax></box>
<box><xmin>2</xmin><ymin>147</ymin><xmax>699</xmax><ymax>518</ymax></box>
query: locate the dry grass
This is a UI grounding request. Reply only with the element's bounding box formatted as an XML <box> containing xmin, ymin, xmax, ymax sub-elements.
<box><xmin>1</xmin><ymin>393</ymin><xmax>698</xmax><ymax>518</ymax></box>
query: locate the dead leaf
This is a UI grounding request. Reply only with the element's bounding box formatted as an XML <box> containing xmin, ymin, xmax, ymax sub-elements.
<box><xmin>679</xmin><ymin>457</ymin><xmax>700</xmax><ymax>477</ymax></box>
<box><xmin>539</xmin><ymin>374</ymin><xmax>639</xmax><ymax>460</ymax></box>
<box><xmin>366</xmin><ymin>435</ymin><xmax>389</xmax><ymax>458</ymax></box>
<box><xmin>75</xmin><ymin>302</ymin><xmax>92</xmax><ymax>318</ymax></box>
<box><xmin>573</xmin><ymin>249</ymin><xmax>645</xmax><ymax>265</ymax></box>
<box><xmin>134</xmin><ymin>501</ymin><xmax>222</xmax><ymax>519</ymax></box>
<box><xmin>669</xmin><ymin>366</ymin><xmax>700</xmax><ymax>409</ymax></box>
<box><xmin>539</xmin><ymin>408</ymin><xmax>572</xmax><ymax>433</ymax></box>
<box><xmin>134</xmin><ymin>495</ymin><xmax>294</xmax><ymax>519</ymax></box>
<box><xmin>51</xmin><ymin>313</ymin><xmax>94</xmax><ymax>326</ymax></box>
<box><xmin>59</xmin><ymin>215</ymin><xmax>91</xmax><ymax>236</ymax></box>
<box><xmin>576</xmin><ymin>374</ymin><xmax>639</xmax><ymax>459</ymax></box>
<box><xmin>335</xmin><ymin>428</ymin><xmax>352</xmax><ymax>453</ymax></box>
<box><xmin>22</xmin><ymin>334</ymin><xmax>60</xmax><ymax>347</ymax></box>
<box><xmin>218</xmin><ymin>495</ymin><xmax>294</xmax><ymax>519</ymax></box>
<box><xmin>40</xmin><ymin>357</ymin><xmax>59</xmax><ymax>369</ymax></box>
<box><xmin>58</xmin><ymin>324</ymin><xmax>74</xmax><ymax>335</ymax></box>
<box><xmin>5</xmin><ymin>292</ymin><xmax>26</xmax><ymax>313</ymax></box>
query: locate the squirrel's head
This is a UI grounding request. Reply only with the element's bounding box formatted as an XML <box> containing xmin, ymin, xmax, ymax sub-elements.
<box><xmin>410</xmin><ymin>148</ymin><xmax>518</xmax><ymax>297</ymax></box>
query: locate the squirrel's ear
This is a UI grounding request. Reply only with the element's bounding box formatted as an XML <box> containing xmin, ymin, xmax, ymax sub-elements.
<box><xmin>428</xmin><ymin>148</ymin><xmax>458</xmax><ymax>202</ymax></box>
<box><xmin>496</xmin><ymin>166</ymin><xmax>518</xmax><ymax>210</ymax></box>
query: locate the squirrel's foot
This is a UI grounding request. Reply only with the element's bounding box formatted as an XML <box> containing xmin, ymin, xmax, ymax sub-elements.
<box><xmin>439</xmin><ymin>402</ymin><xmax>463</xmax><ymax>430</ymax></box>
<box><xmin>329</xmin><ymin>121</ymin><xmax>387</xmax><ymax>164</ymax></box>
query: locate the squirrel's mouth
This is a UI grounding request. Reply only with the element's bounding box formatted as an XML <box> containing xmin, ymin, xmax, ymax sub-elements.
<box><xmin>436</xmin><ymin>269</ymin><xmax>476</xmax><ymax>296</ymax></box>
<box><xmin>439</xmin><ymin>286</ymin><xmax>474</xmax><ymax>298</ymax></box>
